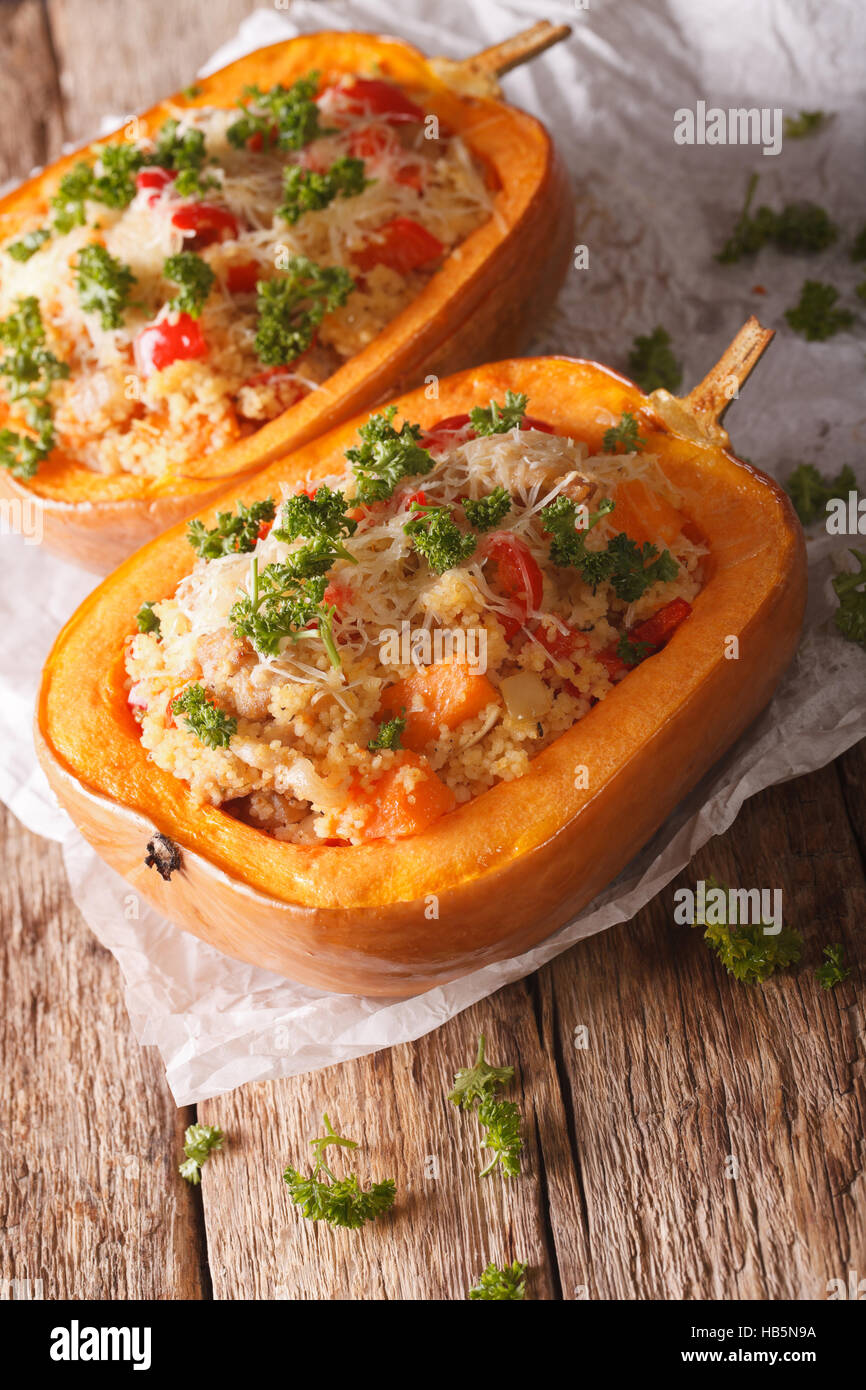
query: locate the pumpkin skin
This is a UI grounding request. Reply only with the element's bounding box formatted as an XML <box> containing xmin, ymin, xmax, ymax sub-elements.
<box><xmin>35</xmin><ymin>355</ymin><xmax>807</xmax><ymax>997</ymax></box>
<box><xmin>0</xmin><ymin>31</ymin><xmax>574</xmax><ymax>573</ymax></box>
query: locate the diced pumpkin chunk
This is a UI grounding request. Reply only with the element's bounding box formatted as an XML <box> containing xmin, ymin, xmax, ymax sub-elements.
<box><xmin>380</xmin><ymin>660</ymin><xmax>499</xmax><ymax>750</ymax></box>
<box><xmin>612</xmin><ymin>478</ymin><xmax>686</xmax><ymax>549</ymax></box>
<box><xmin>345</xmin><ymin>752</ymin><xmax>456</xmax><ymax>841</ymax></box>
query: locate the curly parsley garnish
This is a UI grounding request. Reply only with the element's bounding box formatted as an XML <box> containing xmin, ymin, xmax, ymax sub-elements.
<box><xmin>368</xmin><ymin>714</ymin><xmax>406</xmax><ymax>751</ymax></box>
<box><xmin>815</xmin><ymin>944</ymin><xmax>850</xmax><ymax>990</ymax></box>
<box><xmin>404</xmin><ymin>500</ymin><xmax>477</xmax><ymax>574</ymax></box>
<box><xmin>172</xmin><ymin>684</ymin><xmax>237</xmax><ymax>749</ymax></box>
<box><xmin>136</xmin><ymin>601</ymin><xmax>161</xmax><ymax>634</ymax></box>
<box><xmin>468</xmin><ymin>1260</ymin><xmax>528</xmax><ymax>1301</ymax></box>
<box><xmin>785</xmin><ymin>463</ymin><xmax>857</xmax><ymax>526</ymax></box>
<box><xmin>75</xmin><ymin>244</ymin><xmax>136</xmax><ymax>330</ymax></box>
<box><xmin>449</xmin><ymin>1034</ymin><xmax>523</xmax><ymax>1179</ymax></box>
<box><xmin>6</xmin><ymin>227</ymin><xmax>52</xmax><ymax>262</ymax></box>
<box><xmin>187</xmin><ymin>497</ymin><xmax>275</xmax><ymax>560</ymax></box>
<box><xmin>627</xmin><ymin>325</ymin><xmax>682</xmax><ymax>394</ymax></box>
<box><xmin>278</xmin><ymin>157</ymin><xmax>369</xmax><ymax>225</ymax></box>
<box><xmin>542</xmin><ymin>494</ymin><xmax>679</xmax><ymax>600</ymax></box>
<box><xmin>254</xmin><ymin>257</ymin><xmax>354</xmax><ymax>365</ymax></box>
<box><xmin>348</xmin><ymin>406</ymin><xmax>435</xmax><ymax>505</ymax></box>
<box><xmin>469</xmin><ymin>390</ymin><xmax>528</xmax><ymax>436</ymax></box>
<box><xmin>230</xmin><ymin>557</ymin><xmax>341</xmax><ymax>667</ymax></box>
<box><xmin>717</xmin><ymin>175</ymin><xmax>838</xmax><ymax>262</ymax></box>
<box><xmin>152</xmin><ymin>119</ymin><xmax>217</xmax><ymax>197</ymax></box>
<box><xmin>832</xmin><ymin>549</ymin><xmax>866</xmax><ymax>650</ymax></box>
<box><xmin>179</xmin><ymin>1123</ymin><xmax>225</xmax><ymax>1184</ymax></box>
<box><xmin>697</xmin><ymin>878</ymin><xmax>803</xmax><ymax>984</ymax></box>
<box><xmin>164</xmin><ymin>251</ymin><xmax>215</xmax><ymax>318</ymax></box>
<box><xmin>283</xmin><ymin>1113</ymin><xmax>396</xmax><ymax>1230</ymax></box>
<box><xmin>274</xmin><ymin>484</ymin><xmax>357</xmax><ymax>549</ymax></box>
<box><xmin>602</xmin><ymin>412</ymin><xmax>647</xmax><ymax>454</ymax></box>
<box><xmin>785</xmin><ymin>280</ymin><xmax>854</xmax><ymax>341</ymax></box>
<box><xmin>0</xmin><ymin>296</ymin><xmax>68</xmax><ymax>479</ymax></box>
<box><xmin>462</xmin><ymin>486</ymin><xmax>512</xmax><ymax>531</ymax></box>
<box><xmin>228</xmin><ymin>74</ymin><xmax>331</xmax><ymax>152</ymax></box>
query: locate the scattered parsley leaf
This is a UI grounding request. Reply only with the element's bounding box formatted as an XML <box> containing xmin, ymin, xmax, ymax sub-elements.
<box><xmin>449</xmin><ymin>1035</ymin><xmax>523</xmax><ymax>1179</ymax></box>
<box><xmin>832</xmin><ymin>549</ymin><xmax>866</xmax><ymax>650</ymax></box>
<box><xmin>772</xmin><ymin>202</ymin><xmax>838</xmax><ymax>254</ymax></box>
<box><xmin>136</xmin><ymin>601</ymin><xmax>161</xmax><ymax>634</ymax></box>
<box><xmin>283</xmin><ymin>1113</ymin><xmax>396</xmax><ymax>1229</ymax></box>
<box><xmin>462</xmin><ymin>486</ymin><xmax>512</xmax><ymax>531</ymax></box>
<box><xmin>6</xmin><ymin>227</ymin><xmax>51</xmax><ymax>262</ymax></box>
<box><xmin>348</xmin><ymin>405</ymin><xmax>434</xmax><ymax>505</ymax></box>
<box><xmin>179</xmin><ymin>1123</ymin><xmax>225</xmax><ymax>1184</ymax></box>
<box><xmin>697</xmin><ymin>877</ymin><xmax>803</xmax><ymax>984</ymax></box>
<box><xmin>785</xmin><ymin>462</ymin><xmax>857</xmax><ymax>525</ymax></box>
<box><xmin>784</xmin><ymin>109</ymin><xmax>828</xmax><ymax>139</ymax></box>
<box><xmin>230</xmin><ymin>557</ymin><xmax>340</xmax><ymax>667</ymax></box>
<box><xmin>785</xmin><ymin>280</ymin><xmax>854</xmax><ymax>341</ymax></box>
<box><xmin>164</xmin><ymin>251</ymin><xmax>215</xmax><ymax>318</ymax></box>
<box><xmin>278</xmin><ymin>156</ymin><xmax>369</xmax><ymax>225</ymax></box>
<box><xmin>75</xmin><ymin>243</ymin><xmax>136</xmax><ymax>330</ymax></box>
<box><xmin>228</xmin><ymin>74</ymin><xmax>331</xmax><ymax>152</ymax></box>
<box><xmin>602</xmin><ymin>412</ymin><xmax>647</xmax><ymax>454</ymax></box>
<box><xmin>851</xmin><ymin>227</ymin><xmax>866</xmax><ymax>263</ymax></box>
<box><xmin>404</xmin><ymin>500</ymin><xmax>477</xmax><ymax>574</ymax></box>
<box><xmin>469</xmin><ymin>390</ymin><xmax>528</xmax><ymax>436</ymax></box>
<box><xmin>815</xmin><ymin>944</ymin><xmax>850</xmax><ymax>990</ymax></box>
<box><xmin>448</xmin><ymin>1033</ymin><xmax>514</xmax><ymax>1110</ymax></box>
<box><xmin>187</xmin><ymin>497</ymin><xmax>275</xmax><ymax>560</ymax></box>
<box><xmin>627</xmin><ymin>325</ymin><xmax>682</xmax><ymax>394</ymax></box>
<box><xmin>468</xmin><ymin>1260</ymin><xmax>527</xmax><ymax>1301</ymax></box>
<box><xmin>254</xmin><ymin>257</ymin><xmax>354</xmax><ymax>365</ymax></box>
<box><xmin>172</xmin><ymin>684</ymin><xmax>237</xmax><ymax>749</ymax></box>
<box><xmin>368</xmin><ymin>714</ymin><xmax>405</xmax><ymax>751</ymax></box>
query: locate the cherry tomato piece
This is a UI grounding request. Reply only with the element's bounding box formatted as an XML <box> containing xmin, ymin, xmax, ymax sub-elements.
<box><xmin>136</xmin><ymin>313</ymin><xmax>208</xmax><ymax>376</ymax></box>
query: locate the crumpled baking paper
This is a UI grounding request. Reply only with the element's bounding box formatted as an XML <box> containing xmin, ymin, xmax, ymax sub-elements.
<box><xmin>1</xmin><ymin>0</ymin><xmax>864</xmax><ymax>1105</ymax></box>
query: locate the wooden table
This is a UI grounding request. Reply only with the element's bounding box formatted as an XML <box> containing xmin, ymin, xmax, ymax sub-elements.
<box><xmin>1</xmin><ymin>0</ymin><xmax>863</xmax><ymax>1302</ymax></box>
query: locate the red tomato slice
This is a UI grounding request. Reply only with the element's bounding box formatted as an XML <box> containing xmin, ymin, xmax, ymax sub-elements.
<box><xmin>136</xmin><ymin>313</ymin><xmax>208</xmax><ymax>376</ymax></box>
<box><xmin>353</xmin><ymin>217</ymin><xmax>443</xmax><ymax>275</ymax></box>
<box><xmin>481</xmin><ymin>532</ymin><xmax>545</xmax><ymax>639</ymax></box>
<box><xmin>136</xmin><ymin>167</ymin><xmax>177</xmax><ymax>205</ymax></box>
<box><xmin>331</xmin><ymin>78</ymin><xmax>424</xmax><ymax>123</ymax></box>
<box><xmin>628</xmin><ymin>597</ymin><xmax>692</xmax><ymax>651</ymax></box>
<box><xmin>420</xmin><ymin>412</ymin><xmax>555</xmax><ymax>452</ymax></box>
<box><xmin>171</xmin><ymin>203</ymin><xmax>239</xmax><ymax>247</ymax></box>
<box><xmin>226</xmin><ymin>260</ymin><xmax>261</xmax><ymax>294</ymax></box>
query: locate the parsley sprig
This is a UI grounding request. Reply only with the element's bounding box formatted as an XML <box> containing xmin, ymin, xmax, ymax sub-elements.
<box><xmin>152</xmin><ymin>119</ymin><xmax>217</xmax><ymax>197</ymax></box>
<box><xmin>469</xmin><ymin>390</ymin><xmax>528</xmax><ymax>436</ymax></box>
<box><xmin>832</xmin><ymin>549</ymin><xmax>866</xmax><ymax>650</ymax></box>
<box><xmin>172</xmin><ymin>684</ymin><xmax>237</xmax><ymax>749</ymax></box>
<box><xmin>815</xmin><ymin>944</ymin><xmax>850</xmax><ymax>990</ymax></box>
<box><xmin>697</xmin><ymin>878</ymin><xmax>803</xmax><ymax>984</ymax></box>
<box><xmin>274</xmin><ymin>484</ymin><xmax>357</xmax><ymax>551</ymax></box>
<box><xmin>462</xmin><ymin>486</ymin><xmax>512</xmax><ymax>531</ymax></box>
<box><xmin>785</xmin><ymin>463</ymin><xmax>857</xmax><ymax>526</ymax></box>
<box><xmin>230</xmin><ymin>557</ymin><xmax>341</xmax><ymax>666</ymax></box>
<box><xmin>404</xmin><ymin>500</ymin><xmax>477</xmax><ymax>574</ymax></box>
<box><xmin>278</xmin><ymin>157</ymin><xmax>369</xmax><ymax>226</ymax></box>
<box><xmin>254</xmin><ymin>257</ymin><xmax>354</xmax><ymax>365</ymax></box>
<box><xmin>717</xmin><ymin>175</ymin><xmax>838</xmax><ymax>262</ymax></box>
<box><xmin>164</xmin><ymin>251</ymin><xmax>215</xmax><ymax>319</ymax></box>
<box><xmin>6</xmin><ymin>228</ymin><xmax>51</xmax><ymax>263</ymax></box>
<box><xmin>542</xmin><ymin>494</ymin><xmax>679</xmax><ymax>600</ymax></box>
<box><xmin>179</xmin><ymin>1123</ymin><xmax>225</xmax><ymax>1184</ymax></box>
<box><xmin>228</xmin><ymin>75</ymin><xmax>331</xmax><ymax>152</ymax></box>
<box><xmin>602</xmin><ymin>412</ymin><xmax>646</xmax><ymax>454</ymax></box>
<box><xmin>449</xmin><ymin>1034</ymin><xmax>523</xmax><ymax>1179</ymax></box>
<box><xmin>283</xmin><ymin>1113</ymin><xmax>396</xmax><ymax>1229</ymax></box>
<box><xmin>348</xmin><ymin>406</ymin><xmax>435</xmax><ymax>505</ymax></box>
<box><xmin>785</xmin><ymin>280</ymin><xmax>854</xmax><ymax>341</ymax></box>
<box><xmin>0</xmin><ymin>297</ymin><xmax>69</xmax><ymax>479</ymax></box>
<box><xmin>75</xmin><ymin>244</ymin><xmax>136</xmax><ymax>330</ymax></box>
<box><xmin>468</xmin><ymin>1260</ymin><xmax>528</xmax><ymax>1300</ymax></box>
<box><xmin>627</xmin><ymin>326</ymin><xmax>682</xmax><ymax>394</ymax></box>
<box><xmin>368</xmin><ymin>714</ymin><xmax>406</xmax><ymax>751</ymax></box>
<box><xmin>136</xmin><ymin>601</ymin><xmax>161</xmax><ymax>634</ymax></box>
<box><xmin>187</xmin><ymin>497</ymin><xmax>276</xmax><ymax>560</ymax></box>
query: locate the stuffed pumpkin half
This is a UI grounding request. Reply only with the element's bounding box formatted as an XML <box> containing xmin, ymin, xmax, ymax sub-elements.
<box><xmin>0</xmin><ymin>24</ymin><xmax>573</xmax><ymax>571</ymax></box>
<box><xmin>36</xmin><ymin>322</ymin><xmax>807</xmax><ymax>995</ymax></box>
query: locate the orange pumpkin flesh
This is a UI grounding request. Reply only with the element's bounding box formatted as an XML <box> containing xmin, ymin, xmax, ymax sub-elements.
<box><xmin>0</xmin><ymin>31</ymin><xmax>573</xmax><ymax>573</ymax></box>
<box><xmin>35</xmin><ymin>355</ymin><xmax>807</xmax><ymax>997</ymax></box>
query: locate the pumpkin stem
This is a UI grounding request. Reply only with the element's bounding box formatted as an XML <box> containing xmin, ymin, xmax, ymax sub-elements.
<box><xmin>466</xmin><ymin>22</ymin><xmax>572</xmax><ymax>79</ymax></box>
<box><xmin>681</xmin><ymin>316</ymin><xmax>775</xmax><ymax>433</ymax></box>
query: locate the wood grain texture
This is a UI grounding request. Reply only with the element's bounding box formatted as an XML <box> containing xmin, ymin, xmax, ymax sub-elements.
<box><xmin>0</xmin><ymin>1</ymin><xmax>66</xmax><ymax>183</ymax></box>
<box><xmin>0</xmin><ymin>806</ymin><xmax>206</xmax><ymax>1299</ymax></box>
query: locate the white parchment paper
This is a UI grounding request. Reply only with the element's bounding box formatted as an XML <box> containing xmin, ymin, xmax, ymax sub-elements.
<box><xmin>1</xmin><ymin>0</ymin><xmax>864</xmax><ymax>1105</ymax></box>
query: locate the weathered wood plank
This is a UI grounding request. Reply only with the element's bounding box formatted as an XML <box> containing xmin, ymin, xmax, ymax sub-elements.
<box><xmin>46</xmin><ymin>0</ymin><xmax>261</xmax><ymax>148</ymax></box>
<box><xmin>199</xmin><ymin>982</ymin><xmax>586</xmax><ymax>1300</ymax></box>
<box><xmin>539</xmin><ymin>762</ymin><xmax>866</xmax><ymax>1300</ymax></box>
<box><xmin>0</xmin><ymin>806</ymin><xmax>205</xmax><ymax>1299</ymax></box>
<box><xmin>0</xmin><ymin>1</ymin><xmax>66</xmax><ymax>183</ymax></box>
<box><xmin>837</xmin><ymin>739</ymin><xmax>866</xmax><ymax>868</ymax></box>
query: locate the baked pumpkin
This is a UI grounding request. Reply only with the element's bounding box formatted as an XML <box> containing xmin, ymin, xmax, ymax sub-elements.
<box><xmin>36</xmin><ymin>320</ymin><xmax>807</xmax><ymax>996</ymax></box>
<box><xmin>0</xmin><ymin>22</ymin><xmax>573</xmax><ymax>573</ymax></box>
